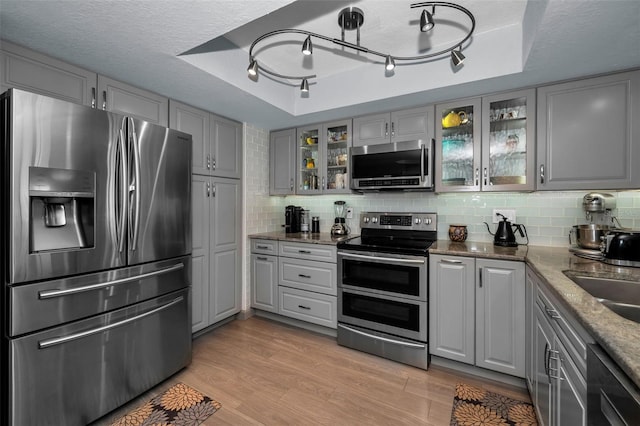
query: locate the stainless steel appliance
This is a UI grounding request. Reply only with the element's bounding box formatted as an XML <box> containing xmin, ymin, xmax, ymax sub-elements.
<box><xmin>336</xmin><ymin>212</ymin><xmax>437</xmax><ymax>370</ymax></box>
<box><xmin>350</xmin><ymin>139</ymin><xmax>434</xmax><ymax>191</ymax></box>
<box><xmin>330</xmin><ymin>200</ymin><xmax>349</xmax><ymax>236</ymax></box>
<box><xmin>602</xmin><ymin>230</ymin><xmax>640</xmax><ymax>267</ymax></box>
<box><xmin>587</xmin><ymin>344</ymin><xmax>640</xmax><ymax>425</ymax></box>
<box><xmin>1</xmin><ymin>89</ymin><xmax>192</xmax><ymax>426</ymax></box>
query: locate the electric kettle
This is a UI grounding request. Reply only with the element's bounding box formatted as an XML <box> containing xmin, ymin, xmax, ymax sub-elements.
<box><xmin>484</xmin><ymin>213</ymin><xmax>526</xmax><ymax>247</ymax></box>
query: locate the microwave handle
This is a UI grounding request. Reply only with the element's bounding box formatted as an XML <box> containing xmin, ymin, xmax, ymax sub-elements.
<box><xmin>420</xmin><ymin>144</ymin><xmax>425</xmax><ymax>183</ymax></box>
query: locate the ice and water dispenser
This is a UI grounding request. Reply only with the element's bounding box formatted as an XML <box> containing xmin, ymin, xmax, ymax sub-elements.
<box><xmin>29</xmin><ymin>167</ymin><xmax>95</xmax><ymax>252</ymax></box>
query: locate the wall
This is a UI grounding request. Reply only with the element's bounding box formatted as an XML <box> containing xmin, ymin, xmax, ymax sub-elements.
<box><xmin>242</xmin><ymin>123</ymin><xmax>640</xmax><ymax>306</ymax></box>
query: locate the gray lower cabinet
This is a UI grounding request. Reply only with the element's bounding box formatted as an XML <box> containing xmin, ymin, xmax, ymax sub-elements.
<box><xmin>528</xmin><ymin>267</ymin><xmax>591</xmax><ymax>426</ymax></box>
<box><xmin>191</xmin><ymin>175</ymin><xmax>241</xmax><ymax>333</ymax></box>
<box><xmin>270</xmin><ymin>128</ymin><xmax>297</xmax><ymax>195</ymax></box>
<box><xmin>429</xmin><ymin>255</ymin><xmax>525</xmax><ymax>377</ymax></box>
<box><xmin>536</xmin><ymin>69</ymin><xmax>640</xmax><ymax>190</ymax></box>
<box><xmin>251</xmin><ymin>238</ymin><xmax>337</xmax><ymax>328</ymax></box>
<box><xmin>250</xmin><ymin>239</ymin><xmax>278</xmax><ymax>313</ymax></box>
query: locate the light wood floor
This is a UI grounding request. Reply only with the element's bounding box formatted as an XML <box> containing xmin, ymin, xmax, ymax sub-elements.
<box><xmin>94</xmin><ymin>316</ymin><xmax>532</xmax><ymax>425</ymax></box>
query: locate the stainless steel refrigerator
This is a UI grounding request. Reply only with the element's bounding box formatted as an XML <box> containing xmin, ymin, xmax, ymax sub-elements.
<box><xmin>0</xmin><ymin>88</ymin><xmax>193</xmax><ymax>425</ymax></box>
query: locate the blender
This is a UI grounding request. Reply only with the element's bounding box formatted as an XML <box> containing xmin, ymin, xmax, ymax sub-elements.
<box><xmin>331</xmin><ymin>201</ymin><xmax>350</xmax><ymax>236</ymax></box>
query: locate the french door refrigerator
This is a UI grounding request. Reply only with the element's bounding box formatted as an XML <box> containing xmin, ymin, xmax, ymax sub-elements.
<box><xmin>0</xmin><ymin>88</ymin><xmax>193</xmax><ymax>426</ymax></box>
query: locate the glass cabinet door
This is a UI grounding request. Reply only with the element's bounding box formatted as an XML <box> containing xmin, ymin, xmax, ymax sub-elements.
<box><xmin>435</xmin><ymin>98</ymin><xmax>482</xmax><ymax>191</ymax></box>
<box><xmin>482</xmin><ymin>89</ymin><xmax>535</xmax><ymax>191</ymax></box>
<box><xmin>323</xmin><ymin>119</ymin><xmax>352</xmax><ymax>193</ymax></box>
<box><xmin>297</xmin><ymin>125</ymin><xmax>321</xmax><ymax>194</ymax></box>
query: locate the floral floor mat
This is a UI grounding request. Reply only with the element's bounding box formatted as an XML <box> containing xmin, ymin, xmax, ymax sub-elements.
<box><xmin>450</xmin><ymin>383</ymin><xmax>537</xmax><ymax>425</ymax></box>
<box><xmin>111</xmin><ymin>382</ymin><xmax>221</xmax><ymax>426</ymax></box>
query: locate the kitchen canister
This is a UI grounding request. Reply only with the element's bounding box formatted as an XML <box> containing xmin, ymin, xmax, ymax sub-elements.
<box><xmin>312</xmin><ymin>216</ymin><xmax>320</xmax><ymax>233</ymax></box>
<box><xmin>448</xmin><ymin>224</ymin><xmax>468</xmax><ymax>242</ymax></box>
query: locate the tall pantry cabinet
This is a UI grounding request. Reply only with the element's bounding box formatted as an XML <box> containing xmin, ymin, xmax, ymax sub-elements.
<box><xmin>170</xmin><ymin>100</ymin><xmax>243</xmax><ymax>333</ymax></box>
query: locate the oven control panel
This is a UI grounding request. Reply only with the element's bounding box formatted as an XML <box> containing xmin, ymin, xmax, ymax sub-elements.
<box><xmin>360</xmin><ymin>212</ymin><xmax>437</xmax><ymax>231</ymax></box>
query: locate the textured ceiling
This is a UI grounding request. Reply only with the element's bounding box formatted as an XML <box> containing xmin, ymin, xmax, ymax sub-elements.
<box><xmin>1</xmin><ymin>0</ymin><xmax>639</xmax><ymax>130</ymax></box>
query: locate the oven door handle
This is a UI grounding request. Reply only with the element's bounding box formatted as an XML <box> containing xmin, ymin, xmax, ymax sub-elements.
<box><xmin>338</xmin><ymin>324</ymin><xmax>426</xmax><ymax>348</ymax></box>
<box><xmin>339</xmin><ymin>252</ymin><xmax>425</xmax><ymax>264</ymax></box>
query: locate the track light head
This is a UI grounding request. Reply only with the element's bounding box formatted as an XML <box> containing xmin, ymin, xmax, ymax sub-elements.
<box><xmin>302</xmin><ymin>36</ymin><xmax>313</xmax><ymax>56</ymax></box>
<box><xmin>451</xmin><ymin>47</ymin><xmax>465</xmax><ymax>67</ymax></box>
<box><xmin>247</xmin><ymin>59</ymin><xmax>258</xmax><ymax>77</ymax></box>
<box><xmin>300</xmin><ymin>79</ymin><xmax>309</xmax><ymax>93</ymax></box>
<box><xmin>385</xmin><ymin>55</ymin><xmax>396</xmax><ymax>71</ymax></box>
<box><xmin>420</xmin><ymin>9</ymin><xmax>434</xmax><ymax>32</ymax></box>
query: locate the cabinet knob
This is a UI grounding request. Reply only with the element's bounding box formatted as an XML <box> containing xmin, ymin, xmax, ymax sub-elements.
<box><xmin>102</xmin><ymin>90</ymin><xmax>107</xmax><ymax>110</ymax></box>
<box><xmin>540</xmin><ymin>164</ymin><xmax>545</xmax><ymax>184</ymax></box>
<box><xmin>391</xmin><ymin>122</ymin><xmax>395</xmax><ymax>137</ymax></box>
<box><xmin>91</xmin><ymin>88</ymin><xmax>96</xmax><ymax>108</ymax></box>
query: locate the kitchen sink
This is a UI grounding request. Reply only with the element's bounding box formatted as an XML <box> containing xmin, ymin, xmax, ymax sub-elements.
<box><xmin>563</xmin><ymin>272</ymin><xmax>640</xmax><ymax>324</ymax></box>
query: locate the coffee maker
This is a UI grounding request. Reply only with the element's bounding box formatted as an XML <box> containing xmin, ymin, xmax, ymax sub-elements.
<box><xmin>330</xmin><ymin>201</ymin><xmax>349</xmax><ymax>236</ymax></box>
<box><xmin>285</xmin><ymin>205</ymin><xmax>303</xmax><ymax>233</ymax></box>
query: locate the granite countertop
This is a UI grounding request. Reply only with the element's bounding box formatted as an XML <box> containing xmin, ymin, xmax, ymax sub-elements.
<box><xmin>431</xmin><ymin>239</ymin><xmax>640</xmax><ymax>389</ymax></box>
<box><xmin>249</xmin><ymin>231</ymin><xmax>357</xmax><ymax>245</ymax></box>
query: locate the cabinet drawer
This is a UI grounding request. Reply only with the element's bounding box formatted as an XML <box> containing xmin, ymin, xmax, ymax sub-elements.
<box><xmin>251</xmin><ymin>239</ymin><xmax>278</xmax><ymax>255</ymax></box>
<box><xmin>536</xmin><ymin>284</ymin><xmax>589</xmax><ymax>375</ymax></box>
<box><xmin>279</xmin><ymin>242</ymin><xmax>336</xmax><ymax>262</ymax></box>
<box><xmin>278</xmin><ymin>287</ymin><xmax>337</xmax><ymax>329</ymax></box>
<box><xmin>279</xmin><ymin>257</ymin><xmax>337</xmax><ymax>295</ymax></box>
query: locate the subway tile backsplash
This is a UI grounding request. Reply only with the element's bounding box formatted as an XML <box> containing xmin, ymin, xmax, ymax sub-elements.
<box><xmin>245</xmin><ymin>124</ymin><xmax>640</xmax><ymax>247</ymax></box>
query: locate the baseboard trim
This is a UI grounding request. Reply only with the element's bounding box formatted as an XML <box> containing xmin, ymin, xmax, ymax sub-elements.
<box><xmin>430</xmin><ymin>355</ymin><xmax>528</xmax><ymax>389</ymax></box>
<box><xmin>236</xmin><ymin>308</ymin><xmax>255</xmax><ymax>321</ymax></box>
<box><xmin>254</xmin><ymin>310</ymin><xmax>337</xmax><ymax>338</ymax></box>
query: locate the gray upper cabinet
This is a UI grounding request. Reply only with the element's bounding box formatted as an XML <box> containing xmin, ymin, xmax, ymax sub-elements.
<box><xmin>169</xmin><ymin>100</ymin><xmax>242</xmax><ymax>179</ymax></box>
<box><xmin>98</xmin><ymin>75</ymin><xmax>168</xmax><ymax>126</ymax></box>
<box><xmin>353</xmin><ymin>106</ymin><xmax>434</xmax><ymax>147</ymax></box>
<box><xmin>270</xmin><ymin>128</ymin><xmax>297</xmax><ymax>195</ymax></box>
<box><xmin>0</xmin><ymin>40</ymin><xmax>96</xmax><ymax>106</ymax></box>
<box><xmin>537</xmin><ymin>70</ymin><xmax>640</xmax><ymax>190</ymax></box>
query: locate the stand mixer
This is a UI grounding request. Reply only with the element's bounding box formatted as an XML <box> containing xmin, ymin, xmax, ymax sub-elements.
<box><xmin>570</xmin><ymin>193</ymin><xmax>620</xmax><ymax>254</ymax></box>
<box><xmin>331</xmin><ymin>201</ymin><xmax>350</xmax><ymax>236</ymax></box>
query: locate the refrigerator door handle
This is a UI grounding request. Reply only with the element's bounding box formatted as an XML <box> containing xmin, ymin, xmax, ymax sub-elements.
<box><xmin>38</xmin><ymin>263</ymin><xmax>184</xmax><ymax>299</ymax></box>
<box><xmin>38</xmin><ymin>295</ymin><xmax>184</xmax><ymax>349</ymax></box>
<box><xmin>129</xmin><ymin>118</ymin><xmax>141</xmax><ymax>251</ymax></box>
<box><xmin>117</xmin><ymin>125</ymin><xmax>127</xmax><ymax>253</ymax></box>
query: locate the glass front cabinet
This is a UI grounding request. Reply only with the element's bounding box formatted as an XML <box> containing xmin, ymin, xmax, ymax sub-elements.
<box><xmin>435</xmin><ymin>89</ymin><xmax>535</xmax><ymax>192</ymax></box>
<box><xmin>297</xmin><ymin>119</ymin><xmax>352</xmax><ymax>194</ymax></box>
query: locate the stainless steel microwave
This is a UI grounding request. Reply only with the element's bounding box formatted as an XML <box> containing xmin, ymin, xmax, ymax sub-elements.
<box><xmin>350</xmin><ymin>139</ymin><xmax>434</xmax><ymax>191</ymax></box>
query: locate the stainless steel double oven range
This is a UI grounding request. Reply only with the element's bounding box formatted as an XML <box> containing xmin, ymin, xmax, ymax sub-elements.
<box><xmin>337</xmin><ymin>212</ymin><xmax>437</xmax><ymax>370</ymax></box>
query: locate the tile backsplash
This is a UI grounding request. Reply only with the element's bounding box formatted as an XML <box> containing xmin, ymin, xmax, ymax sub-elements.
<box><xmin>244</xmin><ymin>124</ymin><xmax>640</xmax><ymax>247</ymax></box>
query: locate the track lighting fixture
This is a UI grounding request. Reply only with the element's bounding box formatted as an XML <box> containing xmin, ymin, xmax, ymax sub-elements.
<box><xmin>247</xmin><ymin>2</ymin><xmax>475</xmax><ymax>93</ymax></box>
<box><xmin>385</xmin><ymin>55</ymin><xmax>396</xmax><ymax>71</ymax></box>
<box><xmin>451</xmin><ymin>46</ymin><xmax>465</xmax><ymax>67</ymax></box>
<box><xmin>302</xmin><ymin>35</ymin><xmax>313</xmax><ymax>56</ymax></box>
<box><xmin>420</xmin><ymin>8</ymin><xmax>435</xmax><ymax>32</ymax></box>
<box><xmin>300</xmin><ymin>78</ymin><xmax>309</xmax><ymax>93</ymax></box>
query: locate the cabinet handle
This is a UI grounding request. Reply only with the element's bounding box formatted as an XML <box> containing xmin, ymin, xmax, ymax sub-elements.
<box><xmin>479</xmin><ymin>267</ymin><xmax>483</xmax><ymax>288</ymax></box>
<box><xmin>545</xmin><ymin>307</ymin><xmax>560</xmax><ymax>320</ymax></box>
<box><xmin>207</xmin><ymin>154</ymin><xmax>211</xmax><ymax>170</ymax></box>
<box><xmin>256</xmin><ymin>256</ymin><xmax>268</xmax><ymax>261</ymax></box>
<box><xmin>475</xmin><ymin>168</ymin><xmax>479</xmax><ymax>186</ymax></box>
<box><xmin>298</xmin><ymin>274</ymin><xmax>311</xmax><ymax>279</ymax></box>
<box><xmin>540</xmin><ymin>164</ymin><xmax>545</xmax><ymax>184</ymax></box>
<box><xmin>298</xmin><ymin>305</ymin><xmax>311</xmax><ymax>310</ymax></box>
<box><xmin>544</xmin><ymin>343</ymin><xmax>550</xmax><ymax>376</ymax></box>
<box><xmin>391</xmin><ymin>121</ymin><xmax>395</xmax><ymax>136</ymax></box>
<box><xmin>483</xmin><ymin>167</ymin><xmax>488</xmax><ymax>186</ymax></box>
<box><xmin>290</xmin><ymin>178</ymin><xmax>294</xmax><ymax>191</ymax></box>
<box><xmin>548</xmin><ymin>349</ymin><xmax>564</xmax><ymax>380</ymax></box>
<box><xmin>322</xmin><ymin>176</ymin><xmax>325</xmax><ymax>190</ymax></box>
<box><xmin>102</xmin><ymin>90</ymin><xmax>107</xmax><ymax>110</ymax></box>
<box><xmin>211</xmin><ymin>184</ymin><xmax>216</xmax><ymax>197</ymax></box>
<box><xmin>212</xmin><ymin>156</ymin><xmax>216</xmax><ymax>170</ymax></box>
<box><xmin>442</xmin><ymin>259</ymin><xmax>463</xmax><ymax>264</ymax></box>
<box><xmin>91</xmin><ymin>88</ymin><xmax>96</xmax><ymax>108</ymax></box>
<box><xmin>206</xmin><ymin>182</ymin><xmax>210</xmax><ymax>197</ymax></box>
<box><xmin>256</xmin><ymin>245</ymin><xmax>269</xmax><ymax>250</ymax></box>
<box><xmin>298</xmin><ymin>250</ymin><xmax>311</xmax><ymax>254</ymax></box>
<box><xmin>385</xmin><ymin>122</ymin><xmax>389</xmax><ymax>137</ymax></box>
